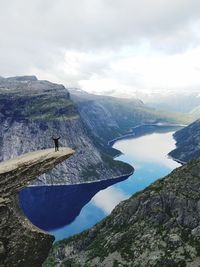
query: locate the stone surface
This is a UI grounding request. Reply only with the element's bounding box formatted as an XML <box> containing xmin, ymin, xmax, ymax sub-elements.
<box><xmin>0</xmin><ymin>148</ymin><xmax>74</xmax><ymax>267</ymax></box>
<box><xmin>44</xmin><ymin>157</ymin><xmax>200</xmax><ymax>267</ymax></box>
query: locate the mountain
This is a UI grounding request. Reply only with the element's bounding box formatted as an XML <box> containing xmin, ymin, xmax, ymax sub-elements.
<box><xmin>0</xmin><ymin>75</ymin><xmax>196</xmax><ymax>185</ymax></box>
<box><xmin>0</xmin><ymin>76</ymin><xmax>132</xmax><ymax>185</ymax></box>
<box><xmin>69</xmin><ymin>88</ymin><xmax>192</xmax><ymax>156</ymax></box>
<box><xmin>44</xmin><ymin>157</ymin><xmax>200</xmax><ymax>267</ymax></box>
<box><xmin>79</xmin><ymin>88</ymin><xmax>200</xmax><ymax>114</ymax></box>
<box><xmin>169</xmin><ymin>119</ymin><xmax>200</xmax><ymax>163</ymax></box>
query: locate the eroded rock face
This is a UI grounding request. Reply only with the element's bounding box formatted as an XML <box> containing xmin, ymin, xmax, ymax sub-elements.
<box><xmin>44</xmin><ymin>157</ymin><xmax>200</xmax><ymax>267</ymax></box>
<box><xmin>0</xmin><ymin>148</ymin><xmax>74</xmax><ymax>267</ymax></box>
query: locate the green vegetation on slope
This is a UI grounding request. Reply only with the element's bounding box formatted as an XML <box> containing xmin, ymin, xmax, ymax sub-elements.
<box><xmin>24</xmin><ymin>96</ymin><xmax>78</xmax><ymax>120</ymax></box>
<box><xmin>0</xmin><ymin>93</ymin><xmax>79</xmax><ymax>121</ymax></box>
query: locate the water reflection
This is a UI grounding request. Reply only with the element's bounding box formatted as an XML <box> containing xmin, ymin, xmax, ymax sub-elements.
<box><xmin>19</xmin><ymin>175</ymin><xmax>128</xmax><ymax>231</ymax></box>
<box><xmin>113</xmin><ymin>132</ymin><xmax>179</xmax><ymax>169</ymax></box>
<box><xmin>91</xmin><ymin>187</ymin><xmax>128</xmax><ymax>214</ymax></box>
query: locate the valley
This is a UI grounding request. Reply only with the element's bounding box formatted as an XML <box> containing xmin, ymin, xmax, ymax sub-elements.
<box><xmin>2</xmin><ymin>1</ymin><xmax>200</xmax><ymax>266</ymax></box>
<box><xmin>44</xmin><ymin>138</ymin><xmax>200</xmax><ymax>267</ymax></box>
<box><xmin>19</xmin><ymin>126</ymin><xmax>180</xmax><ymax>243</ymax></box>
<box><xmin>0</xmin><ymin>75</ymin><xmax>199</xmax><ymax>267</ymax></box>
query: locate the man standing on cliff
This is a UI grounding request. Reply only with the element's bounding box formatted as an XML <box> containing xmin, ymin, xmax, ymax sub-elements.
<box><xmin>52</xmin><ymin>136</ymin><xmax>61</xmax><ymax>152</ymax></box>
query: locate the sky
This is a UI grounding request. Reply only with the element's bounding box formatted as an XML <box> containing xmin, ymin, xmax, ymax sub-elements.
<box><xmin>1</xmin><ymin>0</ymin><xmax>200</xmax><ymax>95</ymax></box>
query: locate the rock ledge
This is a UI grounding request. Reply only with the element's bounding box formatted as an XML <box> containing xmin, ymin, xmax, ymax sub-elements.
<box><xmin>0</xmin><ymin>147</ymin><xmax>74</xmax><ymax>267</ymax></box>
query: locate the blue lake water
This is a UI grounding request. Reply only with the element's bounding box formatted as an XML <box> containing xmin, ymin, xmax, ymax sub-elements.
<box><xmin>19</xmin><ymin>129</ymin><xmax>180</xmax><ymax>241</ymax></box>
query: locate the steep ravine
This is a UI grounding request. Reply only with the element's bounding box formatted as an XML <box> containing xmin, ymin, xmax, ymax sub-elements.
<box><xmin>0</xmin><ymin>148</ymin><xmax>74</xmax><ymax>267</ymax></box>
<box><xmin>44</xmin><ymin>157</ymin><xmax>200</xmax><ymax>267</ymax></box>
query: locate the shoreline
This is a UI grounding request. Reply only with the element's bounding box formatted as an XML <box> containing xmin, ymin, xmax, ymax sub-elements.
<box><xmin>108</xmin><ymin>123</ymin><xmax>185</xmax><ymax>179</ymax></box>
<box><xmin>107</xmin><ymin>122</ymin><xmax>185</xmax><ymax>146</ymax></box>
<box><xmin>168</xmin><ymin>155</ymin><xmax>187</xmax><ymax>165</ymax></box>
<box><xmin>28</xmin><ymin>170</ymin><xmax>134</xmax><ymax>187</ymax></box>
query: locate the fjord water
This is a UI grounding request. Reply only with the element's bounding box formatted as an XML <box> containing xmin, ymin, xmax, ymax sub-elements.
<box><xmin>19</xmin><ymin>130</ymin><xmax>180</xmax><ymax>241</ymax></box>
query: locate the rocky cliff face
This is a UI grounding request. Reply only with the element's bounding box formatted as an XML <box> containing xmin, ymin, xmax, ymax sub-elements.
<box><xmin>0</xmin><ymin>147</ymin><xmax>74</xmax><ymax>267</ymax></box>
<box><xmin>0</xmin><ymin>76</ymin><xmax>133</xmax><ymax>184</ymax></box>
<box><xmin>44</xmin><ymin>157</ymin><xmax>200</xmax><ymax>267</ymax></box>
<box><xmin>169</xmin><ymin>119</ymin><xmax>200</xmax><ymax>162</ymax></box>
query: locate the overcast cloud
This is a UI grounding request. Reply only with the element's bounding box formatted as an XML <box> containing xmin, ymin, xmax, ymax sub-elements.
<box><xmin>1</xmin><ymin>0</ymin><xmax>200</xmax><ymax>94</ymax></box>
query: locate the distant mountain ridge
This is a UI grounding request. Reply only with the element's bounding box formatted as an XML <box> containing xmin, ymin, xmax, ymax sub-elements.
<box><xmin>6</xmin><ymin>75</ymin><xmax>38</xmax><ymax>81</ymax></box>
<box><xmin>76</xmin><ymin>87</ymin><xmax>200</xmax><ymax>114</ymax></box>
<box><xmin>144</xmin><ymin>92</ymin><xmax>200</xmax><ymax>113</ymax></box>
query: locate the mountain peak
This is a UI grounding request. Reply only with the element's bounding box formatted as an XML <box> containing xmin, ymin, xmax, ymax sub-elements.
<box><xmin>7</xmin><ymin>75</ymin><xmax>38</xmax><ymax>82</ymax></box>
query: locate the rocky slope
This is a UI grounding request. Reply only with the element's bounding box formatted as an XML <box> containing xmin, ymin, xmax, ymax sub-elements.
<box><xmin>0</xmin><ymin>147</ymin><xmax>74</xmax><ymax>267</ymax></box>
<box><xmin>44</xmin><ymin>157</ymin><xmax>200</xmax><ymax>267</ymax></box>
<box><xmin>169</xmin><ymin>119</ymin><xmax>200</xmax><ymax>163</ymax></box>
<box><xmin>0</xmin><ymin>76</ymin><xmax>133</xmax><ymax>184</ymax></box>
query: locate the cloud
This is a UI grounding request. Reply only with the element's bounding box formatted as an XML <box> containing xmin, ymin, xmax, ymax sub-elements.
<box><xmin>1</xmin><ymin>0</ymin><xmax>200</xmax><ymax>50</ymax></box>
<box><xmin>77</xmin><ymin>46</ymin><xmax>200</xmax><ymax>93</ymax></box>
<box><xmin>0</xmin><ymin>0</ymin><xmax>200</xmax><ymax>93</ymax></box>
<box><xmin>91</xmin><ymin>187</ymin><xmax>128</xmax><ymax>214</ymax></box>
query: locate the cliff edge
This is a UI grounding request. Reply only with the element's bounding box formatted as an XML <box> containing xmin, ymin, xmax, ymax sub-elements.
<box><xmin>0</xmin><ymin>147</ymin><xmax>74</xmax><ymax>267</ymax></box>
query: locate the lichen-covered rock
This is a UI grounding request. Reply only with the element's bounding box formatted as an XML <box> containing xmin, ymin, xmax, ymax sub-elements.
<box><xmin>0</xmin><ymin>148</ymin><xmax>74</xmax><ymax>267</ymax></box>
<box><xmin>44</xmin><ymin>157</ymin><xmax>200</xmax><ymax>267</ymax></box>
